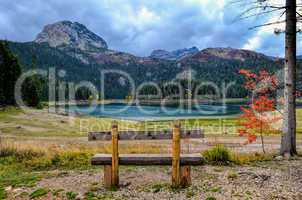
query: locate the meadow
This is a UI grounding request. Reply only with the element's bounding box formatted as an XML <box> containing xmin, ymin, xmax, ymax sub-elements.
<box><xmin>0</xmin><ymin>107</ymin><xmax>302</xmax><ymax>199</ymax></box>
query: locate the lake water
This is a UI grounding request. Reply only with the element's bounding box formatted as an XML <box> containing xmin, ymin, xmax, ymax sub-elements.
<box><xmin>66</xmin><ymin>103</ymin><xmax>242</xmax><ymax>120</ymax></box>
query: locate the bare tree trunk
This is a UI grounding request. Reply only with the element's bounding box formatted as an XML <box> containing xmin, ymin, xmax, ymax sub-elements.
<box><xmin>281</xmin><ymin>0</ymin><xmax>297</xmax><ymax>156</ymax></box>
<box><xmin>260</xmin><ymin>133</ymin><xmax>265</xmax><ymax>154</ymax></box>
<box><xmin>260</xmin><ymin>120</ymin><xmax>265</xmax><ymax>154</ymax></box>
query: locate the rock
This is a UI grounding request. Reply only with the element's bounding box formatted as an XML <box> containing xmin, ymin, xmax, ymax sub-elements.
<box><xmin>12</xmin><ymin>188</ymin><xmax>23</xmax><ymax>193</ymax></box>
<box><xmin>284</xmin><ymin>153</ymin><xmax>291</xmax><ymax>160</ymax></box>
<box><xmin>35</xmin><ymin>21</ymin><xmax>108</xmax><ymax>52</ymax></box>
<box><xmin>150</xmin><ymin>49</ymin><xmax>171</xmax><ymax>60</ymax></box>
<box><xmin>76</xmin><ymin>193</ymin><xmax>84</xmax><ymax>200</ymax></box>
<box><xmin>5</xmin><ymin>186</ymin><xmax>12</xmax><ymax>191</ymax></box>
<box><xmin>172</xmin><ymin>47</ymin><xmax>199</xmax><ymax>60</ymax></box>
<box><xmin>275</xmin><ymin>156</ymin><xmax>283</xmax><ymax>161</ymax></box>
<box><xmin>120</xmin><ymin>181</ymin><xmax>131</xmax><ymax>187</ymax></box>
<box><xmin>150</xmin><ymin>47</ymin><xmax>199</xmax><ymax>60</ymax></box>
<box><xmin>34</xmin><ymin>21</ymin><xmax>143</xmax><ymax>65</ymax></box>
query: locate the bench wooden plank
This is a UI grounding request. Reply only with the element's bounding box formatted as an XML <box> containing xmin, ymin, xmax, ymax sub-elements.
<box><xmin>91</xmin><ymin>154</ymin><xmax>204</xmax><ymax>166</ymax></box>
<box><xmin>88</xmin><ymin>130</ymin><xmax>204</xmax><ymax>141</ymax></box>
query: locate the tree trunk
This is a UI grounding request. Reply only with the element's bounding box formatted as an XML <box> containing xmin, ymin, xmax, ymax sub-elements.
<box><xmin>260</xmin><ymin>120</ymin><xmax>265</xmax><ymax>154</ymax></box>
<box><xmin>281</xmin><ymin>0</ymin><xmax>297</xmax><ymax>156</ymax></box>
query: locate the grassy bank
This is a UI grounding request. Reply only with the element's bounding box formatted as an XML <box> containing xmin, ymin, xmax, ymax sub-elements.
<box><xmin>0</xmin><ymin>140</ymin><xmax>166</xmax><ymax>199</ymax></box>
<box><xmin>0</xmin><ymin>142</ymin><xmax>280</xmax><ymax>199</ymax></box>
<box><xmin>3</xmin><ymin>107</ymin><xmax>302</xmax><ymax>137</ymax></box>
<box><xmin>0</xmin><ymin>107</ymin><xmax>241</xmax><ymax>137</ymax></box>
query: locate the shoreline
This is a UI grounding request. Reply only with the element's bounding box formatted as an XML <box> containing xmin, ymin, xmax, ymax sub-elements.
<box><xmin>47</xmin><ymin>98</ymin><xmax>249</xmax><ymax>107</ymax></box>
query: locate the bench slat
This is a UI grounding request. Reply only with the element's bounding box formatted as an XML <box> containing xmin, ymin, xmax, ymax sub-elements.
<box><xmin>88</xmin><ymin>130</ymin><xmax>204</xmax><ymax>141</ymax></box>
<box><xmin>91</xmin><ymin>154</ymin><xmax>204</xmax><ymax>166</ymax></box>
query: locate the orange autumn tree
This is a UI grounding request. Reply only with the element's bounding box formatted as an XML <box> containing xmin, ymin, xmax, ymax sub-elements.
<box><xmin>238</xmin><ymin>69</ymin><xmax>281</xmax><ymax>153</ymax></box>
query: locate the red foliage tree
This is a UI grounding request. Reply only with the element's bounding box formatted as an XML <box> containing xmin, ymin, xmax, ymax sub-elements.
<box><xmin>238</xmin><ymin>69</ymin><xmax>281</xmax><ymax>153</ymax></box>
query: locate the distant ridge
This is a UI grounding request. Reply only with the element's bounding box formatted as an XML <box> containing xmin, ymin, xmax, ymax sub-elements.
<box><xmin>150</xmin><ymin>47</ymin><xmax>199</xmax><ymax>61</ymax></box>
<box><xmin>4</xmin><ymin>20</ymin><xmax>286</xmax><ymax>99</ymax></box>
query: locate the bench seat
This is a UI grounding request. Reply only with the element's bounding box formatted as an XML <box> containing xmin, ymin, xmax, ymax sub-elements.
<box><xmin>91</xmin><ymin>154</ymin><xmax>204</xmax><ymax>166</ymax></box>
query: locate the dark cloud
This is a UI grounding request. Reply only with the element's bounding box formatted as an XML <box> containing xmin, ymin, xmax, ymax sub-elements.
<box><xmin>0</xmin><ymin>0</ymin><xmax>286</xmax><ymax>56</ymax></box>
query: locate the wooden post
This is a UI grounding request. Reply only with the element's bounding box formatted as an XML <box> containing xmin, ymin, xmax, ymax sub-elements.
<box><xmin>180</xmin><ymin>166</ymin><xmax>191</xmax><ymax>187</ymax></box>
<box><xmin>111</xmin><ymin>121</ymin><xmax>119</xmax><ymax>188</ymax></box>
<box><xmin>103</xmin><ymin>165</ymin><xmax>112</xmax><ymax>189</ymax></box>
<box><xmin>172</xmin><ymin>121</ymin><xmax>181</xmax><ymax>187</ymax></box>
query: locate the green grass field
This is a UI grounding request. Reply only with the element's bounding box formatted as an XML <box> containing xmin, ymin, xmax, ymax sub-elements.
<box><xmin>0</xmin><ymin>107</ymin><xmax>241</xmax><ymax>137</ymax></box>
<box><xmin>0</xmin><ymin>107</ymin><xmax>302</xmax><ymax>199</ymax></box>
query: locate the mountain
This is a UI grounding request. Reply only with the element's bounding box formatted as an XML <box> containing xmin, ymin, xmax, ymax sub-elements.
<box><xmin>150</xmin><ymin>47</ymin><xmax>199</xmax><ymax>60</ymax></box>
<box><xmin>35</xmin><ymin>21</ymin><xmax>108</xmax><ymax>51</ymax></box>
<box><xmin>34</xmin><ymin>21</ymin><xmax>158</xmax><ymax>65</ymax></box>
<box><xmin>33</xmin><ymin>21</ymin><xmax>273</xmax><ymax>65</ymax></box>
<box><xmin>182</xmin><ymin>47</ymin><xmax>268</xmax><ymax>63</ymax></box>
<box><xmin>4</xmin><ymin>20</ymin><xmax>286</xmax><ymax>99</ymax></box>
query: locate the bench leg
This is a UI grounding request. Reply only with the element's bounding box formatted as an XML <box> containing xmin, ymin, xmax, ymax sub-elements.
<box><xmin>104</xmin><ymin>165</ymin><xmax>112</xmax><ymax>189</ymax></box>
<box><xmin>172</xmin><ymin>122</ymin><xmax>181</xmax><ymax>187</ymax></box>
<box><xmin>180</xmin><ymin>166</ymin><xmax>191</xmax><ymax>187</ymax></box>
<box><xmin>111</xmin><ymin>122</ymin><xmax>119</xmax><ymax>188</ymax></box>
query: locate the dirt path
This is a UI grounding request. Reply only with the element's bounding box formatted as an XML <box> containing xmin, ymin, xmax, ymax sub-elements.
<box><xmin>7</xmin><ymin>158</ymin><xmax>302</xmax><ymax>200</ymax></box>
<box><xmin>3</xmin><ymin>134</ymin><xmax>302</xmax><ymax>155</ymax></box>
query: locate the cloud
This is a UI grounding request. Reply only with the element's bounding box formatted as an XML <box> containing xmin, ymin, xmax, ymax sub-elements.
<box><xmin>243</xmin><ymin>36</ymin><xmax>262</xmax><ymax>50</ymax></box>
<box><xmin>241</xmin><ymin>8</ymin><xmax>286</xmax><ymax>56</ymax></box>
<box><xmin>0</xmin><ymin>0</ymin><xmax>288</xmax><ymax>56</ymax></box>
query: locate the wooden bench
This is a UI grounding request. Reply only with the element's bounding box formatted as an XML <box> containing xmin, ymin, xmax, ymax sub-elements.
<box><xmin>90</xmin><ymin>122</ymin><xmax>204</xmax><ymax>189</ymax></box>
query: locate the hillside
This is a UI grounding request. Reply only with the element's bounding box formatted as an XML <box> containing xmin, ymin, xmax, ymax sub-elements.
<box><xmin>6</xmin><ymin>21</ymin><xmax>284</xmax><ymax>99</ymax></box>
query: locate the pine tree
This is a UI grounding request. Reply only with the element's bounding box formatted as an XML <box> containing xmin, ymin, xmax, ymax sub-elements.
<box><xmin>0</xmin><ymin>41</ymin><xmax>22</xmax><ymax>106</ymax></box>
<box><xmin>22</xmin><ymin>54</ymin><xmax>43</xmax><ymax>108</ymax></box>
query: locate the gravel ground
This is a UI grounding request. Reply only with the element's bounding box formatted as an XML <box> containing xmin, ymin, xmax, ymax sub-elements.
<box><xmin>7</xmin><ymin>157</ymin><xmax>302</xmax><ymax>200</ymax></box>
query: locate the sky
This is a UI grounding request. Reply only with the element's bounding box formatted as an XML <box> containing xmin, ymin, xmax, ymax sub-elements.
<box><xmin>0</xmin><ymin>0</ymin><xmax>299</xmax><ymax>57</ymax></box>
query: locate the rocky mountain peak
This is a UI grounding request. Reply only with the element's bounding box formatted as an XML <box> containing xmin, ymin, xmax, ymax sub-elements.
<box><xmin>150</xmin><ymin>49</ymin><xmax>171</xmax><ymax>59</ymax></box>
<box><xmin>34</xmin><ymin>21</ymin><xmax>108</xmax><ymax>52</ymax></box>
<box><xmin>150</xmin><ymin>46</ymin><xmax>199</xmax><ymax>60</ymax></box>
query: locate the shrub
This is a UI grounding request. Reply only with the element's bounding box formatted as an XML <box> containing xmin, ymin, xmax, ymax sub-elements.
<box><xmin>202</xmin><ymin>145</ymin><xmax>231</xmax><ymax>165</ymax></box>
<box><xmin>51</xmin><ymin>151</ymin><xmax>92</xmax><ymax>169</ymax></box>
<box><xmin>0</xmin><ymin>146</ymin><xmax>44</xmax><ymax>161</ymax></box>
<box><xmin>0</xmin><ymin>146</ymin><xmax>17</xmax><ymax>157</ymax></box>
<box><xmin>0</xmin><ymin>145</ymin><xmax>92</xmax><ymax>170</ymax></box>
<box><xmin>36</xmin><ymin>102</ymin><xmax>44</xmax><ymax>110</ymax></box>
<box><xmin>231</xmin><ymin>152</ymin><xmax>275</xmax><ymax>165</ymax></box>
<box><xmin>24</xmin><ymin>157</ymin><xmax>53</xmax><ymax>170</ymax></box>
<box><xmin>24</xmin><ymin>151</ymin><xmax>92</xmax><ymax>170</ymax></box>
<box><xmin>66</xmin><ymin>191</ymin><xmax>78</xmax><ymax>200</ymax></box>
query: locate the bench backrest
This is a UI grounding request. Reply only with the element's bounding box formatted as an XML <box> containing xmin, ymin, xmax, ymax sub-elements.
<box><xmin>88</xmin><ymin>129</ymin><xmax>204</xmax><ymax>141</ymax></box>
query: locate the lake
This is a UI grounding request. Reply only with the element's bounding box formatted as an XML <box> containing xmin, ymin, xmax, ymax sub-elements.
<box><xmin>66</xmin><ymin>103</ymin><xmax>243</xmax><ymax>120</ymax></box>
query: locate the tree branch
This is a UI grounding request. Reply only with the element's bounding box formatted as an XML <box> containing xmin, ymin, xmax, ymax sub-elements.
<box><xmin>249</xmin><ymin>20</ymin><xmax>286</xmax><ymax>30</ymax></box>
<box><xmin>236</xmin><ymin>8</ymin><xmax>284</xmax><ymax>21</ymax></box>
